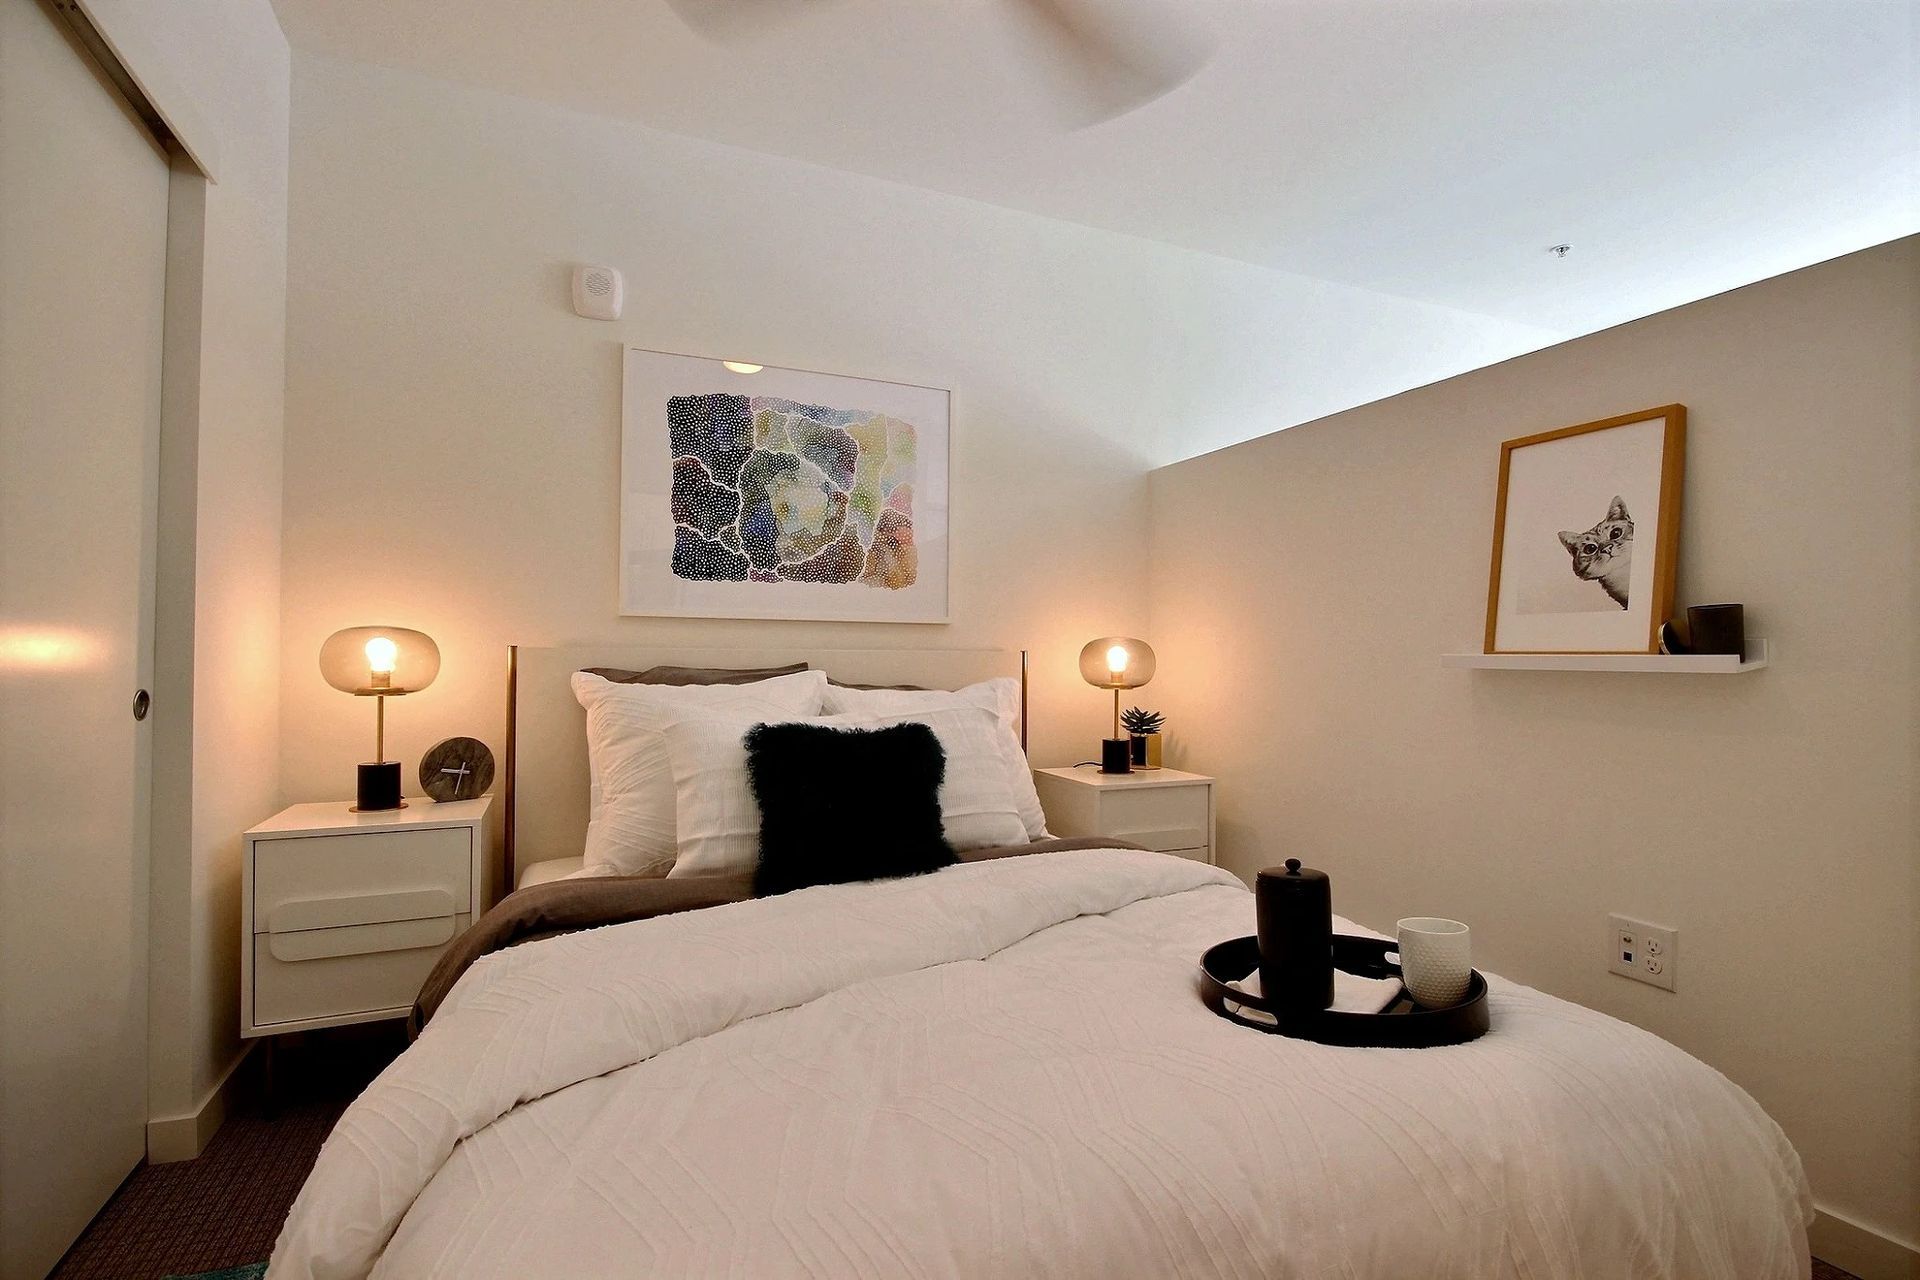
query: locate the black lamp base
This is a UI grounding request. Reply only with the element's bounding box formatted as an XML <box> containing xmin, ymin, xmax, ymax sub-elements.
<box><xmin>1100</xmin><ymin>738</ymin><xmax>1134</xmax><ymax>774</ymax></box>
<box><xmin>353</xmin><ymin>761</ymin><xmax>406</xmax><ymax>812</ymax></box>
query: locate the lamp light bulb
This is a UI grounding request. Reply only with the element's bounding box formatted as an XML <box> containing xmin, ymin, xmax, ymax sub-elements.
<box><xmin>1106</xmin><ymin>644</ymin><xmax>1130</xmax><ymax>677</ymax></box>
<box><xmin>365</xmin><ymin>636</ymin><xmax>398</xmax><ymax>676</ymax></box>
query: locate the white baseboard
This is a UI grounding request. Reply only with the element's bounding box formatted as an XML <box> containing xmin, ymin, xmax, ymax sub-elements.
<box><xmin>146</xmin><ymin>1042</ymin><xmax>253</xmax><ymax>1164</ymax></box>
<box><xmin>1813</xmin><ymin>1206</ymin><xmax>1920</xmax><ymax>1280</ymax></box>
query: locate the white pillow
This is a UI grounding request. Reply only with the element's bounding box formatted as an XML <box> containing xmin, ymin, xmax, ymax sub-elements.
<box><xmin>820</xmin><ymin>677</ymin><xmax>1045</xmax><ymax>839</ymax></box>
<box><xmin>663</xmin><ymin>705</ymin><xmax>1031</xmax><ymax>881</ymax></box>
<box><xmin>571</xmin><ymin>669</ymin><xmax>829</xmax><ymax>877</ymax></box>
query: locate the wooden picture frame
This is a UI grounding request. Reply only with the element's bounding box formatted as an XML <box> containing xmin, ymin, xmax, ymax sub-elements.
<box><xmin>1483</xmin><ymin>405</ymin><xmax>1685</xmax><ymax>654</ymax></box>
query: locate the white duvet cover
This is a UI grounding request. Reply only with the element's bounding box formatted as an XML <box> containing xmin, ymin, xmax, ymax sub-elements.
<box><xmin>271</xmin><ymin>850</ymin><xmax>1810</xmax><ymax>1280</ymax></box>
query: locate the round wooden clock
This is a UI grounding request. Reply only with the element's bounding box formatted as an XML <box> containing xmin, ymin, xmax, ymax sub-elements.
<box><xmin>419</xmin><ymin>736</ymin><xmax>495</xmax><ymax>803</ymax></box>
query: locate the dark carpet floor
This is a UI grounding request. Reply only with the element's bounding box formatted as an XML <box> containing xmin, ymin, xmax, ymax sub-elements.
<box><xmin>49</xmin><ymin>1025</ymin><xmax>404</xmax><ymax>1280</ymax></box>
<box><xmin>49</xmin><ymin>1020</ymin><xmax>1864</xmax><ymax>1280</ymax></box>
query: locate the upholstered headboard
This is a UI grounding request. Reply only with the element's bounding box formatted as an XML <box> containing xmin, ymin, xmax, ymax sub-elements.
<box><xmin>503</xmin><ymin>645</ymin><xmax>1027</xmax><ymax>888</ymax></box>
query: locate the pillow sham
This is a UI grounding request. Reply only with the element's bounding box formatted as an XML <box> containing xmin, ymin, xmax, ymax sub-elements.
<box><xmin>572</xmin><ymin>668</ymin><xmax>828</xmax><ymax>877</ymax></box>
<box><xmin>662</xmin><ymin>705</ymin><xmax>1030</xmax><ymax>880</ymax></box>
<box><xmin>745</xmin><ymin>721</ymin><xmax>956</xmax><ymax>897</ymax></box>
<box><xmin>819</xmin><ymin>676</ymin><xmax>1046</xmax><ymax>840</ymax></box>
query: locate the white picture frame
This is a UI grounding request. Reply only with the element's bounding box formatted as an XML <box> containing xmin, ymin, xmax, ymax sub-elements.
<box><xmin>621</xmin><ymin>348</ymin><xmax>950</xmax><ymax>622</ymax></box>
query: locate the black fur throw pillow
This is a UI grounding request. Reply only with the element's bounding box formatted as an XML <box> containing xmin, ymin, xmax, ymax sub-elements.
<box><xmin>745</xmin><ymin>720</ymin><xmax>957</xmax><ymax>897</ymax></box>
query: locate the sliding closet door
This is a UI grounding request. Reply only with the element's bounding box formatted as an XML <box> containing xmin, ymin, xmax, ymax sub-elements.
<box><xmin>0</xmin><ymin>0</ymin><xmax>168</xmax><ymax>1274</ymax></box>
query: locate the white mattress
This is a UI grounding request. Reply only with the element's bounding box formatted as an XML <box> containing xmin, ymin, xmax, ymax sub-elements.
<box><xmin>274</xmin><ymin>850</ymin><xmax>1811</xmax><ymax>1280</ymax></box>
<box><xmin>513</xmin><ymin>855</ymin><xmax>583</xmax><ymax>889</ymax></box>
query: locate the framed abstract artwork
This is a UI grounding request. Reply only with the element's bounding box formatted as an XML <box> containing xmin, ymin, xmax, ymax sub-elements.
<box><xmin>621</xmin><ymin>348</ymin><xmax>950</xmax><ymax>622</ymax></box>
<box><xmin>1483</xmin><ymin>405</ymin><xmax>1685</xmax><ymax>653</ymax></box>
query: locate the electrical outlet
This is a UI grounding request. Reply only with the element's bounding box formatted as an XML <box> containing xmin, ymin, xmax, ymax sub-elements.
<box><xmin>1608</xmin><ymin>914</ymin><xmax>1678</xmax><ymax>991</ymax></box>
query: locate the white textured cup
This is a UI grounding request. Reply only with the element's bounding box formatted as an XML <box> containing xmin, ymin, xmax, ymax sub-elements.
<box><xmin>1396</xmin><ymin>917</ymin><xmax>1472</xmax><ymax>1008</ymax></box>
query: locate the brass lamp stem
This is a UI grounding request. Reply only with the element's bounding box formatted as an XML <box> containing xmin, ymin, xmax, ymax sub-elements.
<box><xmin>375</xmin><ymin>693</ymin><xmax>386</xmax><ymax>764</ymax></box>
<box><xmin>1112</xmin><ymin>686</ymin><xmax>1121</xmax><ymax>740</ymax></box>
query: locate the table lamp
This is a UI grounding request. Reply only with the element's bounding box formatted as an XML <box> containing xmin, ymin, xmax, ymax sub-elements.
<box><xmin>1078</xmin><ymin>636</ymin><xmax>1155</xmax><ymax>774</ymax></box>
<box><xmin>320</xmin><ymin>625</ymin><xmax>440</xmax><ymax>811</ymax></box>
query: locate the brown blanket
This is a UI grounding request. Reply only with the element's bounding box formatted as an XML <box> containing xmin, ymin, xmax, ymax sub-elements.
<box><xmin>412</xmin><ymin>837</ymin><xmax>1141</xmax><ymax>1033</ymax></box>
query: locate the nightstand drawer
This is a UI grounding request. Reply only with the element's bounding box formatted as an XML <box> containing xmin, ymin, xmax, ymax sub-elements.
<box><xmin>252</xmin><ymin>826</ymin><xmax>473</xmax><ymax>929</ymax></box>
<box><xmin>243</xmin><ymin>798</ymin><xmax>493</xmax><ymax>1038</ymax></box>
<box><xmin>1099</xmin><ymin>786</ymin><xmax>1210</xmax><ymax>851</ymax></box>
<box><xmin>251</xmin><ymin>915</ymin><xmax>470</xmax><ymax>1027</ymax></box>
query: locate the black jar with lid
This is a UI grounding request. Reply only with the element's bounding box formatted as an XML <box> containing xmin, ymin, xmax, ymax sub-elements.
<box><xmin>1255</xmin><ymin>859</ymin><xmax>1334</xmax><ymax>1012</ymax></box>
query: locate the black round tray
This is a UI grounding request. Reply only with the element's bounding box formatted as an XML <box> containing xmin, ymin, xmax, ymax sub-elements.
<box><xmin>1200</xmin><ymin>934</ymin><xmax>1489</xmax><ymax>1047</ymax></box>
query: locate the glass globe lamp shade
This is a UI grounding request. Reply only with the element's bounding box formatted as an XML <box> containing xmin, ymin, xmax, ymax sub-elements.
<box><xmin>1078</xmin><ymin>636</ymin><xmax>1156</xmax><ymax>690</ymax></box>
<box><xmin>1079</xmin><ymin>636</ymin><xmax>1156</xmax><ymax>774</ymax></box>
<box><xmin>319</xmin><ymin>626</ymin><xmax>440</xmax><ymax>697</ymax></box>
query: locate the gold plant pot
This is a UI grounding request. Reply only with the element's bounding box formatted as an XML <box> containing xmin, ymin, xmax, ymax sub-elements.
<box><xmin>1129</xmin><ymin>732</ymin><xmax>1164</xmax><ymax>770</ymax></box>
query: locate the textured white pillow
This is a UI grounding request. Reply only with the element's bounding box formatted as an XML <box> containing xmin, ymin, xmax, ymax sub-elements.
<box><xmin>819</xmin><ymin>677</ymin><xmax>1045</xmax><ymax>839</ymax></box>
<box><xmin>571</xmin><ymin>669</ymin><xmax>829</xmax><ymax>877</ymax></box>
<box><xmin>664</xmin><ymin>705</ymin><xmax>1031</xmax><ymax>881</ymax></box>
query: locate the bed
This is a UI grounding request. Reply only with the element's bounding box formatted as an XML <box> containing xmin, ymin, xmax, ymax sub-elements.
<box><xmin>268</xmin><ymin>647</ymin><xmax>1811</xmax><ymax>1280</ymax></box>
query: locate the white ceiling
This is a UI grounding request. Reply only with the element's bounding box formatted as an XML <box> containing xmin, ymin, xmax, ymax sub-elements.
<box><xmin>271</xmin><ymin>0</ymin><xmax>1919</xmax><ymax>334</ymax></box>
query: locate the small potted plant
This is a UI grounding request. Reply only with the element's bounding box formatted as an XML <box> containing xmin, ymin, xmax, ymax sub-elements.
<box><xmin>1121</xmin><ymin>707</ymin><xmax>1165</xmax><ymax>770</ymax></box>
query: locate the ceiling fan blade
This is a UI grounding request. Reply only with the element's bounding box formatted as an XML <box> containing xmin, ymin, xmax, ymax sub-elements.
<box><xmin>1005</xmin><ymin>0</ymin><xmax>1212</xmax><ymax>125</ymax></box>
<box><xmin>664</xmin><ymin>0</ymin><xmax>821</xmax><ymax>42</ymax></box>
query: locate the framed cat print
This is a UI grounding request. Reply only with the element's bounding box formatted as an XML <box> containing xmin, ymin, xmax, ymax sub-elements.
<box><xmin>1483</xmin><ymin>405</ymin><xmax>1685</xmax><ymax>653</ymax></box>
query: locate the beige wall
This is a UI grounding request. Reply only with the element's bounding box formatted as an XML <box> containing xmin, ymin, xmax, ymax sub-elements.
<box><xmin>277</xmin><ymin>53</ymin><xmax>1547</xmax><ymax>816</ymax></box>
<box><xmin>121</xmin><ymin>0</ymin><xmax>290</xmax><ymax>1151</ymax></box>
<box><xmin>1148</xmin><ymin>237</ymin><xmax>1918</xmax><ymax>1254</ymax></box>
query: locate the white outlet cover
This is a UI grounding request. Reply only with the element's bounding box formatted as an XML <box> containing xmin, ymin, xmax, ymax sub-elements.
<box><xmin>1608</xmin><ymin>913</ymin><xmax>1678</xmax><ymax>991</ymax></box>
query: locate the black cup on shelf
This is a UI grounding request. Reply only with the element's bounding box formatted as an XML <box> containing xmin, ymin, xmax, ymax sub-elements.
<box><xmin>1687</xmin><ymin>603</ymin><xmax>1745</xmax><ymax>657</ymax></box>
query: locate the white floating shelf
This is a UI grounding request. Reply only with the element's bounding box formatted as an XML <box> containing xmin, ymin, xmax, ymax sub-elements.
<box><xmin>1441</xmin><ymin>639</ymin><xmax>1770</xmax><ymax>674</ymax></box>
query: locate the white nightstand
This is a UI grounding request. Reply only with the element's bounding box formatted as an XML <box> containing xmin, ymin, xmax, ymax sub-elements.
<box><xmin>1032</xmin><ymin>766</ymin><xmax>1215</xmax><ymax>864</ymax></box>
<box><xmin>241</xmin><ymin>796</ymin><xmax>494</xmax><ymax>1039</ymax></box>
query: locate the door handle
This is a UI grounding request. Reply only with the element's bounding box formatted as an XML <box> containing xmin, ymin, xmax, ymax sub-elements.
<box><xmin>132</xmin><ymin>688</ymin><xmax>150</xmax><ymax>721</ymax></box>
